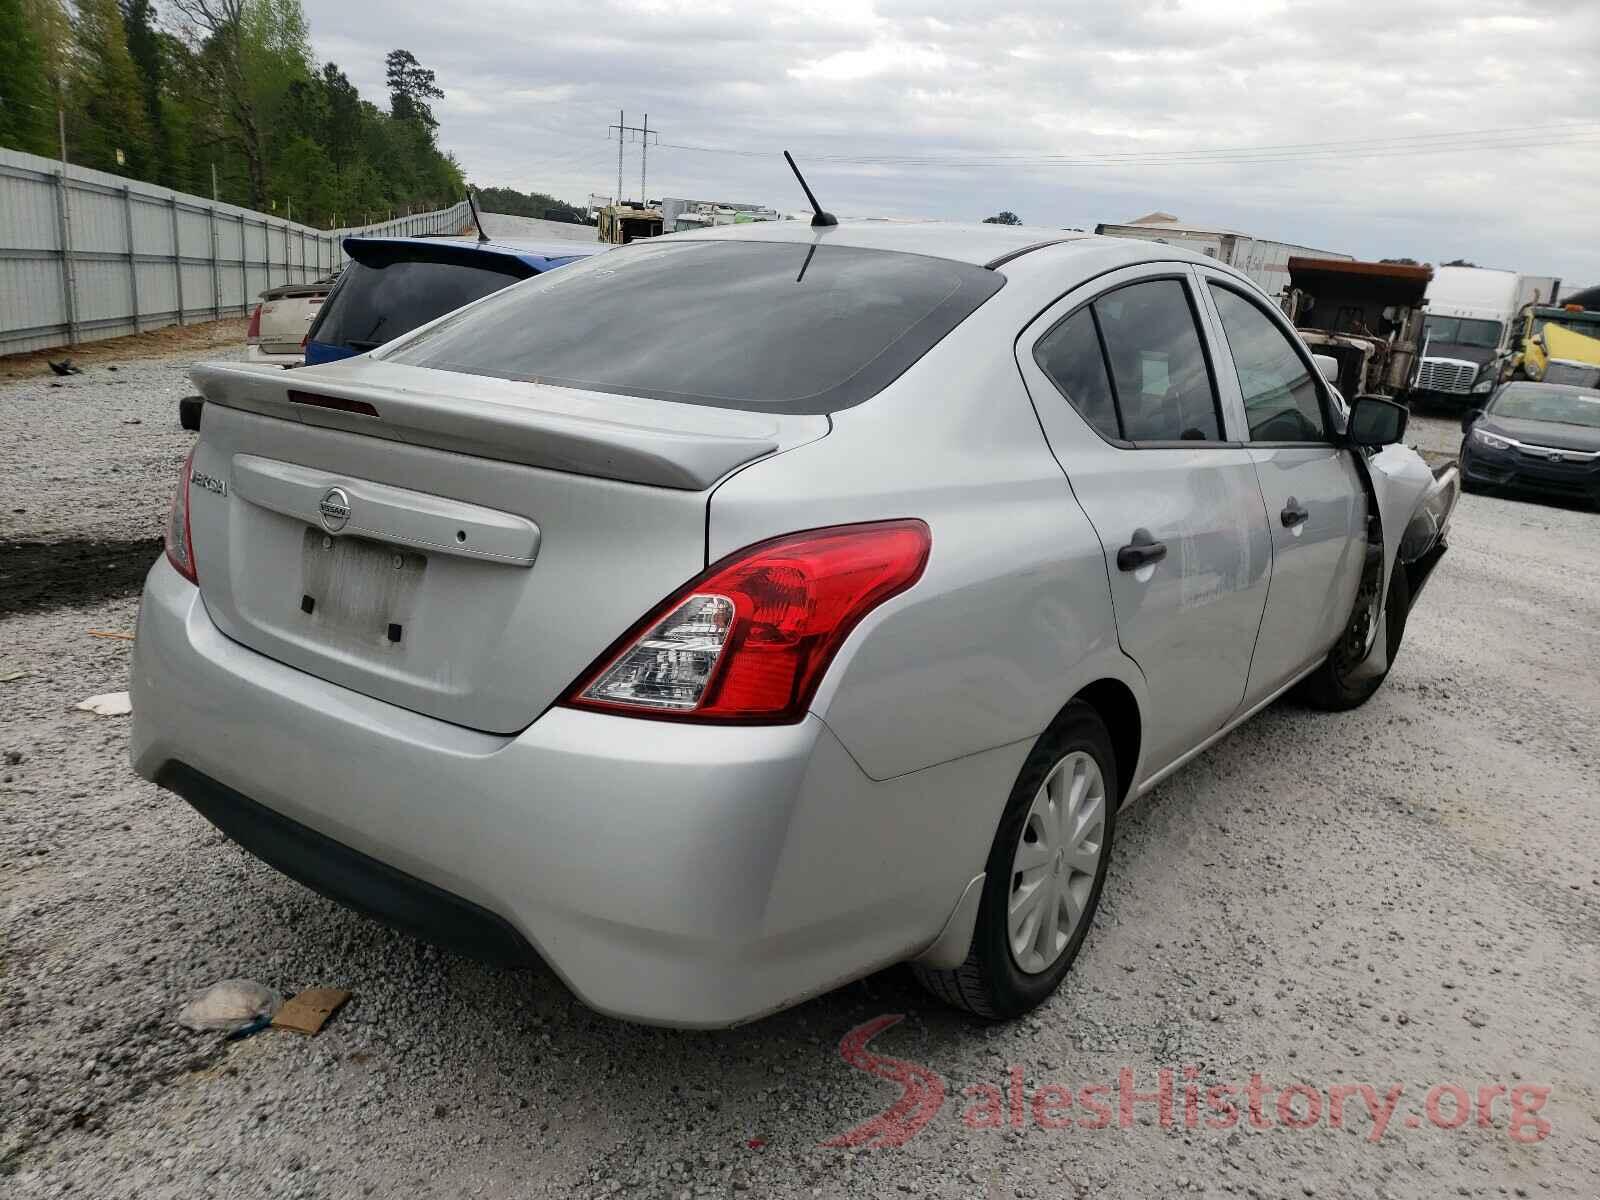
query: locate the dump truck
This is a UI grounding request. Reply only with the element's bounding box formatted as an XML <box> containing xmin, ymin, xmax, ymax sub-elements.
<box><xmin>1279</xmin><ymin>258</ymin><xmax>1432</xmax><ymax>399</ymax></box>
<box><xmin>1508</xmin><ymin>302</ymin><xmax>1600</xmax><ymax>389</ymax></box>
<box><xmin>596</xmin><ymin>204</ymin><xmax>663</xmax><ymax>244</ymax></box>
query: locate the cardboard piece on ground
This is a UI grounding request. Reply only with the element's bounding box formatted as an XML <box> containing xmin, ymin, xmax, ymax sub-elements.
<box><xmin>271</xmin><ymin>987</ymin><xmax>352</xmax><ymax>1036</ymax></box>
<box><xmin>75</xmin><ymin>691</ymin><xmax>132</xmax><ymax>716</ymax></box>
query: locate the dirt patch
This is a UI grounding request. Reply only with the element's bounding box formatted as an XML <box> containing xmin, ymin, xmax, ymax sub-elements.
<box><xmin>0</xmin><ymin>319</ymin><xmax>248</xmax><ymax>382</ymax></box>
<box><xmin>0</xmin><ymin>537</ymin><xmax>164</xmax><ymax>616</ymax></box>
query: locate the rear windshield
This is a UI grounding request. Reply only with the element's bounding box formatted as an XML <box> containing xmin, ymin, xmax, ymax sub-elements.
<box><xmin>384</xmin><ymin>239</ymin><xmax>1004</xmax><ymax>413</ymax></box>
<box><xmin>312</xmin><ymin>247</ymin><xmax>531</xmax><ymax>354</ymax></box>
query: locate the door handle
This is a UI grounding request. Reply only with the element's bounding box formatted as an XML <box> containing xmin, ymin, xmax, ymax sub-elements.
<box><xmin>1117</xmin><ymin>528</ymin><xmax>1168</xmax><ymax>572</ymax></box>
<box><xmin>1280</xmin><ymin>498</ymin><xmax>1309</xmax><ymax>527</ymax></box>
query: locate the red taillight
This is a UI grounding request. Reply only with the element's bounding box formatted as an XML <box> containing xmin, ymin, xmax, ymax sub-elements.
<box><xmin>561</xmin><ymin>520</ymin><xmax>930</xmax><ymax>724</ymax></box>
<box><xmin>246</xmin><ymin>303</ymin><xmax>262</xmax><ymax>344</ymax></box>
<box><xmin>164</xmin><ymin>448</ymin><xmax>198</xmax><ymax>584</ymax></box>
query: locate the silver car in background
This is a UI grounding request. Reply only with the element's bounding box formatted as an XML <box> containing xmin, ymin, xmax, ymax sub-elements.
<box><xmin>131</xmin><ymin>221</ymin><xmax>1458</xmax><ymax>1026</ymax></box>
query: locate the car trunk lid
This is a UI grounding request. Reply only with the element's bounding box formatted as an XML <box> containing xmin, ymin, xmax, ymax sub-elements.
<box><xmin>185</xmin><ymin>359</ymin><xmax>826</xmax><ymax>732</ymax></box>
<box><xmin>257</xmin><ymin>287</ymin><xmax>329</xmax><ymax>356</ymax></box>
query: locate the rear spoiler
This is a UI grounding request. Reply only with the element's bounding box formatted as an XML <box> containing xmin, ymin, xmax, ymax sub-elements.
<box><xmin>188</xmin><ymin>360</ymin><xmax>799</xmax><ymax>491</ymax></box>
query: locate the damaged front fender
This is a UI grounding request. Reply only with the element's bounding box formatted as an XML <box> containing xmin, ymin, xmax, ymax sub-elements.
<box><xmin>1342</xmin><ymin>446</ymin><xmax>1460</xmax><ymax>681</ymax></box>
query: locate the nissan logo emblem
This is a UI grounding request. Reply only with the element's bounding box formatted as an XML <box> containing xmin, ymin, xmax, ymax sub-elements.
<box><xmin>318</xmin><ymin>487</ymin><xmax>351</xmax><ymax>533</ymax></box>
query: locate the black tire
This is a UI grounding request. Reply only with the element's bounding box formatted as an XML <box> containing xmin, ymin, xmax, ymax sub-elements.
<box><xmin>1297</xmin><ymin>558</ymin><xmax>1411</xmax><ymax>711</ymax></box>
<box><xmin>913</xmin><ymin>702</ymin><xmax>1118</xmax><ymax>1020</ymax></box>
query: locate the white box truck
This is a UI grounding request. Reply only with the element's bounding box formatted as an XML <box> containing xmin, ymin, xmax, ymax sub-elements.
<box><xmin>1094</xmin><ymin>213</ymin><xmax>1351</xmax><ymax>294</ymax></box>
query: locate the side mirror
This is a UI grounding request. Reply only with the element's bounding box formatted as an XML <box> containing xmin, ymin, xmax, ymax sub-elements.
<box><xmin>1348</xmin><ymin>395</ymin><xmax>1408</xmax><ymax>447</ymax></box>
<box><xmin>1312</xmin><ymin>353</ymin><xmax>1340</xmax><ymax>385</ymax></box>
<box><xmin>1460</xmin><ymin>408</ymin><xmax>1483</xmax><ymax>434</ymax></box>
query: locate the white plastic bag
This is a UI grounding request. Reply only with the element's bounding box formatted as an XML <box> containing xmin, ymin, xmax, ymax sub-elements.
<box><xmin>177</xmin><ymin>978</ymin><xmax>283</xmax><ymax>1032</ymax></box>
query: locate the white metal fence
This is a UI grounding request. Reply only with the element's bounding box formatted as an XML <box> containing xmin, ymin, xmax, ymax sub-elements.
<box><xmin>0</xmin><ymin>146</ymin><xmax>472</xmax><ymax>356</ymax></box>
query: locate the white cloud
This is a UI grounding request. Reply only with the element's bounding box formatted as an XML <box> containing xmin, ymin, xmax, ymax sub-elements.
<box><xmin>300</xmin><ymin>0</ymin><xmax>1600</xmax><ymax>283</ymax></box>
<box><xmin>789</xmin><ymin>41</ymin><xmax>948</xmax><ymax>82</ymax></box>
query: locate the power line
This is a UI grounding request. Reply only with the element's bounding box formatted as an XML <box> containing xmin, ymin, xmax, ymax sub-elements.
<box><xmin>607</xmin><ymin>110</ymin><xmax>659</xmax><ymax>203</ymax></box>
<box><xmin>657</xmin><ymin>119</ymin><xmax>1600</xmax><ymax>161</ymax></box>
<box><xmin>651</xmin><ymin>121</ymin><xmax>1600</xmax><ymax>170</ymax></box>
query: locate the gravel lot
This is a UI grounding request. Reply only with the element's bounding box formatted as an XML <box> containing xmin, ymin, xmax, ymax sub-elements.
<box><xmin>2</xmin><ymin>348</ymin><xmax>1597</xmax><ymax>1199</ymax></box>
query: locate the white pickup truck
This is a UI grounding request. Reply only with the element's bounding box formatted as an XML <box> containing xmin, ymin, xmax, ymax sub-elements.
<box><xmin>245</xmin><ymin>275</ymin><xmax>340</xmax><ymax>365</ymax></box>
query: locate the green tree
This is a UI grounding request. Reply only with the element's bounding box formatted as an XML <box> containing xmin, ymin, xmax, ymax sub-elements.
<box><xmin>0</xmin><ymin>0</ymin><xmax>56</xmax><ymax>154</ymax></box>
<box><xmin>170</xmin><ymin>0</ymin><xmax>310</xmax><ymax>206</ymax></box>
<box><xmin>71</xmin><ymin>0</ymin><xmax>153</xmax><ymax>174</ymax></box>
<box><xmin>385</xmin><ymin>49</ymin><xmax>443</xmax><ymax>129</ymax></box>
<box><xmin>24</xmin><ymin>0</ymin><xmax>73</xmax><ymax>107</ymax></box>
<box><xmin>120</xmin><ymin>0</ymin><xmax>175</xmax><ymax>181</ymax></box>
<box><xmin>983</xmin><ymin>211</ymin><xmax>1022</xmax><ymax>226</ymax></box>
<box><xmin>477</xmin><ymin>185</ymin><xmax>589</xmax><ymax>225</ymax></box>
<box><xmin>319</xmin><ymin>61</ymin><xmax>360</xmax><ymax>162</ymax></box>
<box><xmin>11</xmin><ymin>0</ymin><xmax>464</xmax><ymax>226</ymax></box>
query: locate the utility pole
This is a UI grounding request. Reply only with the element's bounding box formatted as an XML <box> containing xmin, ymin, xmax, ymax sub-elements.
<box><xmin>56</xmin><ymin>105</ymin><xmax>79</xmax><ymax>346</ymax></box>
<box><xmin>607</xmin><ymin>110</ymin><xmax>659</xmax><ymax>205</ymax></box>
<box><xmin>211</xmin><ymin>162</ymin><xmax>219</xmax><ymax>201</ymax></box>
<box><xmin>613</xmin><ymin>109</ymin><xmax>624</xmax><ymax>206</ymax></box>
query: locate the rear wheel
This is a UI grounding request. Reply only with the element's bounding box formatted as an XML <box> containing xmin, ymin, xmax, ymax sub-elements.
<box><xmin>1297</xmin><ymin>557</ymin><xmax>1411</xmax><ymax>711</ymax></box>
<box><xmin>913</xmin><ymin>703</ymin><xmax>1117</xmax><ymax>1019</ymax></box>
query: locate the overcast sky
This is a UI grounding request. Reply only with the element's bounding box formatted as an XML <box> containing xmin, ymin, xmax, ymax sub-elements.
<box><xmin>303</xmin><ymin>0</ymin><xmax>1600</xmax><ymax>285</ymax></box>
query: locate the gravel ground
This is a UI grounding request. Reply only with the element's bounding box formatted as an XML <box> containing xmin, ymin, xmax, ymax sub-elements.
<box><xmin>2</xmin><ymin>352</ymin><xmax>1597</xmax><ymax>1198</ymax></box>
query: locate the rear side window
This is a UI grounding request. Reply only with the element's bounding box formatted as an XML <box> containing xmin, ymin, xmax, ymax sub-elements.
<box><xmin>1034</xmin><ymin>309</ymin><xmax>1121</xmax><ymax>440</ymax></box>
<box><xmin>386</xmin><ymin>240</ymin><xmax>1004</xmax><ymax>414</ymax></box>
<box><xmin>312</xmin><ymin>249</ymin><xmax>530</xmax><ymax>354</ymax></box>
<box><xmin>1209</xmin><ymin>285</ymin><xmax>1327</xmax><ymax>442</ymax></box>
<box><xmin>1092</xmin><ymin>280</ymin><xmax>1222</xmax><ymax>442</ymax></box>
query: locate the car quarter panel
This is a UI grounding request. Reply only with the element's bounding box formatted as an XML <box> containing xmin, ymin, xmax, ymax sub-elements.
<box><xmin>707</xmin><ymin>253</ymin><xmax>1146</xmax><ymax>784</ymax></box>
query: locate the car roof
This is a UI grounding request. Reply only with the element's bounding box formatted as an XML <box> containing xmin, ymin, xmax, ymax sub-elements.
<box><xmin>664</xmin><ymin>217</ymin><xmax>1243</xmax><ymax>279</ymax></box>
<box><xmin>340</xmin><ymin>234</ymin><xmax>604</xmax><ymax>272</ymax></box>
<box><xmin>670</xmin><ymin>218</ymin><xmax>1092</xmax><ymax>266</ymax></box>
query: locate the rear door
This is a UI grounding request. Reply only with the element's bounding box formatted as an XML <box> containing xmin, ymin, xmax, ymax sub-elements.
<box><xmin>1016</xmin><ymin>265</ymin><xmax>1273</xmax><ymax>775</ymax></box>
<box><xmin>1195</xmin><ymin>271</ymin><xmax>1367</xmax><ymax>706</ymax></box>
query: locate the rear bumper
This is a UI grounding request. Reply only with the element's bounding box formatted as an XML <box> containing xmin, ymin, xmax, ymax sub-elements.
<box><xmin>131</xmin><ymin>557</ymin><xmax>993</xmax><ymax>1026</ymax></box>
<box><xmin>157</xmin><ymin>761</ymin><xmax>536</xmax><ymax>965</ymax></box>
<box><xmin>244</xmin><ymin>346</ymin><xmax>301</xmax><ymax>366</ymax></box>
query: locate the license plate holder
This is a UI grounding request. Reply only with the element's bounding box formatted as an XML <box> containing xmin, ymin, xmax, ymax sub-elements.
<box><xmin>300</xmin><ymin>528</ymin><xmax>426</xmax><ymax>646</ymax></box>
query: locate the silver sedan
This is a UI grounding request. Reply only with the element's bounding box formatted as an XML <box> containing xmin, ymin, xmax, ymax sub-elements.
<box><xmin>131</xmin><ymin>221</ymin><xmax>1458</xmax><ymax>1026</ymax></box>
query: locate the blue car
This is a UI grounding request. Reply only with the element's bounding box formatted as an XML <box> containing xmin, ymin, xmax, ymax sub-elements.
<box><xmin>303</xmin><ymin>235</ymin><xmax>602</xmax><ymax>366</ymax></box>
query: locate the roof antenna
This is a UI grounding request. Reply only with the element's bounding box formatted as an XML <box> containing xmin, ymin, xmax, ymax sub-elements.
<box><xmin>466</xmin><ymin>189</ymin><xmax>491</xmax><ymax>243</ymax></box>
<box><xmin>784</xmin><ymin>151</ymin><xmax>836</xmax><ymax>228</ymax></box>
